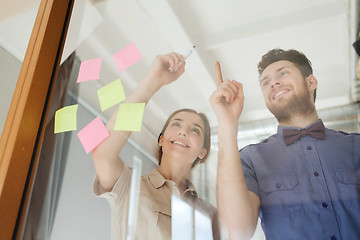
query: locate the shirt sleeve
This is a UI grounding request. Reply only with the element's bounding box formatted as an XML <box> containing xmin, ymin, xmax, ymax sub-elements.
<box><xmin>93</xmin><ymin>166</ymin><xmax>132</xmax><ymax>204</ymax></box>
<box><xmin>239</xmin><ymin>146</ymin><xmax>260</xmax><ymax>197</ymax></box>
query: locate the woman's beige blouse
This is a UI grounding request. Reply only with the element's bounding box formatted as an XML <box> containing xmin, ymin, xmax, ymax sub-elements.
<box><xmin>93</xmin><ymin>167</ymin><xmax>219</xmax><ymax>240</ymax></box>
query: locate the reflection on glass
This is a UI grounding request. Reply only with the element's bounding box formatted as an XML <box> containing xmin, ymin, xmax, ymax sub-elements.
<box><xmin>195</xmin><ymin>209</ymin><xmax>213</xmax><ymax>240</ymax></box>
<box><xmin>127</xmin><ymin>156</ymin><xmax>142</xmax><ymax>240</ymax></box>
<box><xmin>0</xmin><ymin>0</ymin><xmax>41</xmax><ymax>135</ymax></box>
<box><xmin>171</xmin><ymin>195</ymin><xmax>193</xmax><ymax>240</ymax></box>
<box><xmin>172</xmin><ymin>195</ymin><xmax>214</xmax><ymax>240</ymax></box>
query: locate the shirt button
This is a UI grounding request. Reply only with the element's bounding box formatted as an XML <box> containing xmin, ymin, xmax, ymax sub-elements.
<box><xmin>314</xmin><ymin>172</ymin><xmax>319</xmax><ymax>177</ymax></box>
<box><xmin>307</xmin><ymin>146</ymin><xmax>312</xmax><ymax>150</ymax></box>
<box><xmin>322</xmin><ymin>202</ymin><xmax>328</xmax><ymax>208</ymax></box>
<box><xmin>275</xmin><ymin>183</ymin><xmax>281</xmax><ymax>189</ymax></box>
<box><xmin>331</xmin><ymin>236</ymin><xmax>337</xmax><ymax>240</ymax></box>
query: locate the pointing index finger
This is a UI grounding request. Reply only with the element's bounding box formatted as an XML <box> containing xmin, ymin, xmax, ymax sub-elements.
<box><xmin>215</xmin><ymin>61</ymin><xmax>224</xmax><ymax>88</ymax></box>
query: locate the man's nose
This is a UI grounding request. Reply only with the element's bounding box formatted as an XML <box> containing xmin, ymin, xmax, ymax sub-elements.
<box><xmin>271</xmin><ymin>80</ymin><xmax>281</xmax><ymax>88</ymax></box>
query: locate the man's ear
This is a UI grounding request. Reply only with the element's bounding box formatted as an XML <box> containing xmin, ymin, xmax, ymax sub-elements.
<box><xmin>158</xmin><ymin>135</ymin><xmax>164</xmax><ymax>147</ymax></box>
<box><xmin>197</xmin><ymin>148</ymin><xmax>207</xmax><ymax>159</ymax></box>
<box><xmin>306</xmin><ymin>75</ymin><xmax>318</xmax><ymax>90</ymax></box>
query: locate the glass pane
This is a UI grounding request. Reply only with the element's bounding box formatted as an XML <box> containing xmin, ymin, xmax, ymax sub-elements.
<box><xmin>24</xmin><ymin>0</ymin><xmax>360</xmax><ymax>240</ymax></box>
<box><xmin>31</xmin><ymin>0</ymin><xmax>223</xmax><ymax>239</ymax></box>
<box><xmin>0</xmin><ymin>0</ymin><xmax>41</xmax><ymax>136</ymax></box>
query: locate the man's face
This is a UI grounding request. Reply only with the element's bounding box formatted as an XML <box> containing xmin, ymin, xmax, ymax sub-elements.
<box><xmin>259</xmin><ymin>60</ymin><xmax>316</xmax><ymax>122</ymax></box>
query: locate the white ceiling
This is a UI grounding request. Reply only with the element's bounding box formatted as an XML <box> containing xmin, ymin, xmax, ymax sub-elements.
<box><xmin>1</xmin><ymin>0</ymin><xmax>359</xmax><ymax>175</ymax></box>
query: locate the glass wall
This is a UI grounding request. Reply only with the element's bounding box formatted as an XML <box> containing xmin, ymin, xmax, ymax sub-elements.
<box><xmin>17</xmin><ymin>0</ymin><xmax>360</xmax><ymax>239</ymax></box>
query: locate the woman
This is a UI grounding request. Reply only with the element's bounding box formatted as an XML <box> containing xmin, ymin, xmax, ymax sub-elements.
<box><xmin>92</xmin><ymin>53</ymin><xmax>219</xmax><ymax>239</ymax></box>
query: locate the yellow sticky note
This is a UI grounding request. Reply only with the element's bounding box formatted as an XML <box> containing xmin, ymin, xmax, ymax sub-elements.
<box><xmin>54</xmin><ymin>104</ymin><xmax>78</xmax><ymax>133</ymax></box>
<box><xmin>114</xmin><ymin>103</ymin><xmax>145</xmax><ymax>131</ymax></box>
<box><xmin>97</xmin><ymin>79</ymin><xmax>126</xmax><ymax>112</ymax></box>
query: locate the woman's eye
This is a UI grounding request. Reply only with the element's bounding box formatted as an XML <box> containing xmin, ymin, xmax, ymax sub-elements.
<box><xmin>192</xmin><ymin>128</ymin><xmax>200</xmax><ymax>134</ymax></box>
<box><xmin>171</xmin><ymin>122</ymin><xmax>180</xmax><ymax>127</ymax></box>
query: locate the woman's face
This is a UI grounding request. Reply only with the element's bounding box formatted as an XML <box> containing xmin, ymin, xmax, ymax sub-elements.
<box><xmin>158</xmin><ymin>111</ymin><xmax>207</xmax><ymax>165</ymax></box>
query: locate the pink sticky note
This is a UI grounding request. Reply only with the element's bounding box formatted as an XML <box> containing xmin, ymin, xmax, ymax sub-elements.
<box><xmin>77</xmin><ymin>57</ymin><xmax>102</xmax><ymax>83</ymax></box>
<box><xmin>113</xmin><ymin>42</ymin><xmax>142</xmax><ymax>72</ymax></box>
<box><xmin>77</xmin><ymin>117</ymin><xmax>110</xmax><ymax>154</ymax></box>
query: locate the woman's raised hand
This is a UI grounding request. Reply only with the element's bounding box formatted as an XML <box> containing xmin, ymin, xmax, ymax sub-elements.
<box><xmin>146</xmin><ymin>52</ymin><xmax>186</xmax><ymax>88</ymax></box>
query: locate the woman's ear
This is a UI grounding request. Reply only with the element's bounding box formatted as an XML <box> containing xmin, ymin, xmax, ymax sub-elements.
<box><xmin>197</xmin><ymin>148</ymin><xmax>207</xmax><ymax>159</ymax></box>
<box><xmin>158</xmin><ymin>135</ymin><xmax>164</xmax><ymax>147</ymax></box>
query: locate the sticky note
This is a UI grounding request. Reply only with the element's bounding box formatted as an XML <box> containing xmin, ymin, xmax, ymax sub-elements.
<box><xmin>54</xmin><ymin>105</ymin><xmax>78</xmax><ymax>133</ymax></box>
<box><xmin>77</xmin><ymin>57</ymin><xmax>102</xmax><ymax>83</ymax></box>
<box><xmin>114</xmin><ymin>103</ymin><xmax>145</xmax><ymax>131</ymax></box>
<box><xmin>97</xmin><ymin>78</ymin><xmax>126</xmax><ymax>112</ymax></box>
<box><xmin>113</xmin><ymin>42</ymin><xmax>142</xmax><ymax>72</ymax></box>
<box><xmin>77</xmin><ymin>116</ymin><xmax>110</xmax><ymax>154</ymax></box>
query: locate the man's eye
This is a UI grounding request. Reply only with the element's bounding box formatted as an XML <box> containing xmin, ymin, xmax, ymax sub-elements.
<box><xmin>262</xmin><ymin>80</ymin><xmax>270</xmax><ymax>87</ymax></box>
<box><xmin>280</xmin><ymin>71</ymin><xmax>287</xmax><ymax>76</ymax></box>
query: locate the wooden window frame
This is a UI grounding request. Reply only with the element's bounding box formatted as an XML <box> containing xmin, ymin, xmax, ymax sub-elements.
<box><xmin>0</xmin><ymin>0</ymin><xmax>74</xmax><ymax>239</ymax></box>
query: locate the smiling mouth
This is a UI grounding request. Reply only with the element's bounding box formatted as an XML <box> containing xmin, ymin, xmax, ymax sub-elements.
<box><xmin>170</xmin><ymin>140</ymin><xmax>189</xmax><ymax>148</ymax></box>
<box><xmin>273</xmin><ymin>89</ymin><xmax>290</xmax><ymax>100</ymax></box>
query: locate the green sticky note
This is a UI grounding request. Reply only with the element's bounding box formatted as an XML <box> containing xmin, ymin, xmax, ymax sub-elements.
<box><xmin>114</xmin><ymin>103</ymin><xmax>145</xmax><ymax>131</ymax></box>
<box><xmin>97</xmin><ymin>78</ymin><xmax>126</xmax><ymax>112</ymax></box>
<box><xmin>54</xmin><ymin>104</ymin><xmax>78</xmax><ymax>133</ymax></box>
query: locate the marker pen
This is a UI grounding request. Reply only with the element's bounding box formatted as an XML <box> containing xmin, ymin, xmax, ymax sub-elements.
<box><xmin>174</xmin><ymin>45</ymin><xmax>196</xmax><ymax>71</ymax></box>
<box><xmin>182</xmin><ymin>45</ymin><xmax>196</xmax><ymax>62</ymax></box>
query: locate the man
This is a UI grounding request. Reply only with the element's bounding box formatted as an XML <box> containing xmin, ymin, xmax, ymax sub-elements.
<box><xmin>210</xmin><ymin>48</ymin><xmax>360</xmax><ymax>240</ymax></box>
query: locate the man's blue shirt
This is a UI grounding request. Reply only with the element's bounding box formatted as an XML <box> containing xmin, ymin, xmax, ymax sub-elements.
<box><xmin>240</xmin><ymin>120</ymin><xmax>360</xmax><ymax>240</ymax></box>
